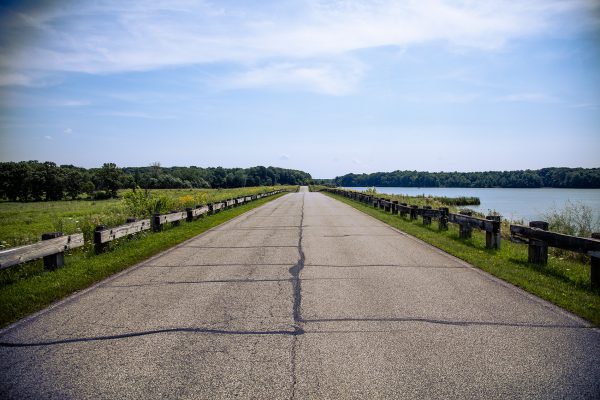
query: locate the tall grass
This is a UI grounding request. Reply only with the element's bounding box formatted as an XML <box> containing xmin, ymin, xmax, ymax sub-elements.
<box><xmin>0</xmin><ymin>186</ymin><xmax>295</xmax><ymax>249</ymax></box>
<box><xmin>542</xmin><ymin>201</ymin><xmax>600</xmax><ymax>261</ymax></box>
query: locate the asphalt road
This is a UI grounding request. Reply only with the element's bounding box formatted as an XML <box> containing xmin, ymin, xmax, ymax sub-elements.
<box><xmin>1</xmin><ymin>187</ymin><xmax>599</xmax><ymax>399</ymax></box>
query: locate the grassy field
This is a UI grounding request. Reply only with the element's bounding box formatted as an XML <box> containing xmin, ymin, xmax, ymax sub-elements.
<box><xmin>0</xmin><ymin>188</ymin><xmax>294</xmax><ymax>328</ymax></box>
<box><xmin>322</xmin><ymin>190</ymin><xmax>600</xmax><ymax>326</ymax></box>
<box><xmin>0</xmin><ymin>186</ymin><xmax>296</xmax><ymax>249</ymax></box>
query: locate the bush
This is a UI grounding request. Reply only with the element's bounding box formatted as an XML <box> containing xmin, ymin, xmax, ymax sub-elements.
<box><xmin>93</xmin><ymin>190</ymin><xmax>112</xmax><ymax>200</ymax></box>
<box><xmin>543</xmin><ymin>201</ymin><xmax>600</xmax><ymax>260</ymax></box>
<box><xmin>543</xmin><ymin>201</ymin><xmax>600</xmax><ymax>238</ymax></box>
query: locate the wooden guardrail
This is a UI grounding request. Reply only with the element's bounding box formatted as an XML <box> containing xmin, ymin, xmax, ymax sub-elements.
<box><xmin>322</xmin><ymin>188</ymin><xmax>501</xmax><ymax>249</ymax></box>
<box><xmin>320</xmin><ymin>187</ymin><xmax>600</xmax><ymax>287</ymax></box>
<box><xmin>0</xmin><ymin>190</ymin><xmax>287</xmax><ymax>268</ymax></box>
<box><xmin>511</xmin><ymin>222</ymin><xmax>600</xmax><ymax>287</ymax></box>
<box><xmin>94</xmin><ymin>190</ymin><xmax>285</xmax><ymax>253</ymax></box>
<box><xmin>0</xmin><ymin>233</ymin><xmax>84</xmax><ymax>270</ymax></box>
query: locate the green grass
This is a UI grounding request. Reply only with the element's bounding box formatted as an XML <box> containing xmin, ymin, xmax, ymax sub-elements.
<box><xmin>0</xmin><ymin>193</ymin><xmax>287</xmax><ymax>328</ymax></box>
<box><xmin>0</xmin><ymin>186</ymin><xmax>296</xmax><ymax>249</ymax></box>
<box><xmin>324</xmin><ymin>192</ymin><xmax>600</xmax><ymax>326</ymax></box>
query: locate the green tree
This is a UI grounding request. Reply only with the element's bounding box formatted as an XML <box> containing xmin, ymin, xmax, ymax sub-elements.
<box><xmin>96</xmin><ymin>163</ymin><xmax>124</xmax><ymax>197</ymax></box>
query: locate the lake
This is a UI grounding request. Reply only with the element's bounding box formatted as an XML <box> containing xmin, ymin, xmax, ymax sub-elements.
<box><xmin>344</xmin><ymin>187</ymin><xmax>600</xmax><ymax>223</ymax></box>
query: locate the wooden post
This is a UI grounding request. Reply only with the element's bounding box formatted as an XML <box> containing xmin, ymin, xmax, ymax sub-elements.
<box><xmin>152</xmin><ymin>213</ymin><xmax>162</xmax><ymax>232</ymax></box>
<box><xmin>41</xmin><ymin>232</ymin><xmax>64</xmax><ymax>269</ymax></box>
<box><xmin>400</xmin><ymin>203</ymin><xmax>408</xmax><ymax>218</ymax></box>
<box><xmin>391</xmin><ymin>201</ymin><xmax>398</xmax><ymax>215</ymax></box>
<box><xmin>208</xmin><ymin>203</ymin><xmax>214</xmax><ymax>215</ymax></box>
<box><xmin>528</xmin><ymin>221</ymin><xmax>549</xmax><ymax>264</ymax></box>
<box><xmin>186</xmin><ymin>208</ymin><xmax>194</xmax><ymax>222</ymax></box>
<box><xmin>94</xmin><ymin>225</ymin><xmax>108</xmax><ymax>254</ymax></box>
<box><xmin>384</xmin><ymin>200</ymin><xmax>391</xmax><ymax>213</ymax></box>
<box><xmin>591</xmin><ymin>233</ymin><xmax>600</xmax><ymax>289</ymax></box>
<box><xmin>423</xmin><ymin>206</ymin><xmax>432</xmax><ymax>225</ymax></box>
<box><xmin>438</xmin><ymin>207</ymin><xmax>449</xmax><ymax>231</ymax></box>
<box><xmin>410</xmin><ymin>205</ymin><xmax>418</xmax><ymax>221</ymax></box>
<box><xmin>458</xmin><ymin>211</ymin><xmax>473</xmax><ymax>239</ymax></box>
<box><xmin>486</xmin><ymin>215</ymin><xmax>501</xmax><ymax>249</ymax></box>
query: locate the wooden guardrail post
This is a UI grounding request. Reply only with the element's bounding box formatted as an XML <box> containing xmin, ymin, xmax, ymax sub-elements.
<box><xmin>410</xmin><ymin>205</ymin><xmax>418</xmax><ymax>220</ymax></box>
<box><xmin>399</xmin><ymin>203</ymin><xmax>408</xmax><ymax>217</ymax></box>
<box><xmin>94</xmin><ymin>225</ymin><xmax>108</xmax><ymax>254</ymax></box>
<box><xmin>485</xmin><ymin>215</ymin><xmax>501</xmax><ymax>249</ymax></box>
<box><xmin>152</xmin><ymin>213</ymin><xmax>163</xmax><ymax>232</ymax></box>
<box><xmin>422</xmin><ymin>206</ymin><xmax>432</xmax><ymax>225</ymax></box>
<box><xmin>186</xmin><ymin>208</ymin><xmax>194</xmax><ymax>222</ymax></box>
<box><xmin>384</xmin><ymin>200</ymin><xmax>391</xmax><ymax>213</ymax></box>
<box><xmin>391</xmin><ymin>201</ymin><xmax>398</xmax><ymax>215</ymax></box>
<box><xmin>528</xmin><ymin>221</ymin><xmax>549</xmax><ymax>264</ymax></box>
<box><xmin>458</xmin><ymin>211</ymin><xmax>473</xmax><ymax>238</ymax></box>
<box><xmin>592</xmin><ymin>233</ymin><xmax>600</xmax><ymax>288</ymax></box>
<box><xmin>438</xmin><ymin>208</ymin><xmax>449</xmax><ymax>231</ymax></box>
<box><xmin>208</xmin><ymin>203</ymin><xmax>214</xmax><ymax>215</ymax></box>
<box><xmin>41</xmin><ymin>232</ymin><xmax>64</xmax><ymax>269</ymax></box>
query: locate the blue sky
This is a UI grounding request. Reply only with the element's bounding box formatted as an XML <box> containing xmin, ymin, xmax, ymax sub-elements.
<box><xmin>0</xmin><ymin>0</ymin><xmax>599</xmax><ymax>178</ymax></box>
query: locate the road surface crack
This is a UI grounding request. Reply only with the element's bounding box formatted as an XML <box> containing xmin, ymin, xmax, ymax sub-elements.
<box><xmin>289</xmin><ymin>190</ymin><xmax>306</xmax><ymax>399</ymax></box>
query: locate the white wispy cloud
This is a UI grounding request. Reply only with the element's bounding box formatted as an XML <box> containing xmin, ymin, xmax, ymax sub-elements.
<box><xmin>223</xmin><ymin>61</ymin><xmax>364</xmax><ymax>95</ymax></box>
<box><xmin>99</xmin><ymin>111</ymin><xmax>177</xmax><ymax>120</ymax></box>
<box><xmin>496</xmin><ymin>92</ymin><xmax>558</xmax><ymax>103</ymax></box>
<box><xmin>56</xmin><ymin>100</ymin><xmax>90</xmax><ymax>107</ymax></box>
<box><xmin>0</xmin><ymin>0</ymin><xmax>598</xmax><ymax>93</ymax></box>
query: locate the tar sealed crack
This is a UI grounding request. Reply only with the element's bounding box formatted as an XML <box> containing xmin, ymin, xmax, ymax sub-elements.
<box><xmin>289</xmin><ymin>191</ymin><xmax>306</xmax><ymax>399</ymax></box>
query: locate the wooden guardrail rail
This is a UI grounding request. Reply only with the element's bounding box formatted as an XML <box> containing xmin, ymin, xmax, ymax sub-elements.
<box><xmin>322</xmin><ymin>188</ymin><xmax>501</xmax><ymax>249</ymax></box>
<box><xmin>0</xmin><ymin>189</ymin><xmax>287</xmax><ymax>268</ymax></box>
<box><xmin>0</xmin><ymin>233</ymin><xmax>84</xmax><ymax>270</ymax></box>
<box><xmin>320</xmin><ymin>187</ymin><xmax>600</xmax><ymax>287</ymax></box>
<box><xmin>93</xmin><ymin>190</ymin><xmax>285</xmax><ymax>253</ymax></box>
<box><xmin>511</xmin><ymin>222</ymin><xmax>600</xmax><ymax>287</ymax></box>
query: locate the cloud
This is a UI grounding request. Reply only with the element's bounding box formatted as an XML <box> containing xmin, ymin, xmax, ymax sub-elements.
<box><xmin>64</xmin><ymin>128</ymin><xmax>72</xmax><ymax>134</ymax></box>
<box><xmin>2</xmin><ymin>1</ymin><xmax>597</xmax><ymax>72</ymax></box>
<box><xmin>223</xmin><ymin>61</ymin><xmax>364</xmax><ymax>95</ymax></box>
<box><xmin>57</xmin><ymin>100</ymin><xmax>90</xmax><ymax>107</ymax></box>
<box><xmin>44</xmin><ymin>135</ymin><xmax>52</xmax><ymax>140</ymax></box>
<box><xmin>99</xmin><ymin>111</ymin><xmax>177</xmax><ymax>120</ymax></box>
<box><xmin>0</xmin><ymin>1</ymin><xmax>597</xmax><ymax>92</ymax></box>
<box><xmin>280</xmin><ymin>154</ymin><xmax>290</xmax><ymax>160</ymax></box>
<box><xmin>0</xmin><ymin>73</ymin><xmax>35</xmax><ymax>87</ymax></box>
<box><xmin>495</xmin><ymin>92</ymin><xmax>558</xmax><ymax>103</ymax></box>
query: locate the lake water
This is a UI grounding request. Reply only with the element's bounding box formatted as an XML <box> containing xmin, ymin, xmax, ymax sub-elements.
<box><xmin>344</xmin><ymin>187</ymin><xmax>600</xmax><ymax>222</ymax></box>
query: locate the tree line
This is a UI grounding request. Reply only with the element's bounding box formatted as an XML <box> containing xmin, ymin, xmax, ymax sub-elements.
<box><xmin>334</xmin><ymin>168</ymin><xmax>600</xmax><ymax>188</ymax></box>
<box><xmin>0</xmin><ymin>161</ymin><xmax>312</xmax><ymax>201</ymax></box>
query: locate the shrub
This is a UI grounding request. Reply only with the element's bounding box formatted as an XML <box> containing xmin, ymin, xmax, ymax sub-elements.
<box><xmin>543</xmin><ymin>201</ymin><xmax>599</xmax><ymax>238</ymax></box>
<box><xmin>543</xmin><ymin>201</ymin><xmax>600</xmax><ymax>260</ymax></box>
<box><xmin>93</xmin><ymin>190</ymin><xmax>112</xmax><ymax>200</ymax></box>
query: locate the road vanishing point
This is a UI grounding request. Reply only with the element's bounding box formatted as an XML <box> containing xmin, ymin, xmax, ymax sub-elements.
<box><xmin>1</xmin><ymin>187</ymin><xmax>599</xmax><ymax>399</ymax></box>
